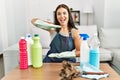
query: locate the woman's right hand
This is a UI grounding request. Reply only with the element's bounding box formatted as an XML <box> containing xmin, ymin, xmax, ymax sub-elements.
<box><xmin>31</xmin><ymin>18</ymin><xmax>38</xmax><ymax>25</ymax></box>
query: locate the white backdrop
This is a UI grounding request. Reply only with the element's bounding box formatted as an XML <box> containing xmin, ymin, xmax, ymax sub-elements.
<box><xmin>0</xmin><ymin>0</ymin><xmax>8</xmax><ymax>52</ymax></box>
<box><xmin>0</xmin><ymin>0</ymin><xmax>120</xmax><ymax>52</ymax></box>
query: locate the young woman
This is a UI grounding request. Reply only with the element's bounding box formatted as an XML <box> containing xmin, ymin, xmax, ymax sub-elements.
<box><xmin>31</xmin><ymin>4</ymin><xmax>81</xmax><ymax>62</ymax></box>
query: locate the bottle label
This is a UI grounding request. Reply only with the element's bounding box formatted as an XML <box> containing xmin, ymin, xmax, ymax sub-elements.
<box><xmin>19</xmin><ymin>38</ymin><xmax>28</xmax><ymax>69</ymax></box>
<box><xmin>89</xmin><ymin>49</ymin><xmax>100</xmax><ymax>69</ymax></box>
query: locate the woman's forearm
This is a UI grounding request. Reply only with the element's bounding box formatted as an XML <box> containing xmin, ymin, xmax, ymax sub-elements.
<box><xmin>75</xmin><ymin>50</ymin><xmax>80</xmax><ymax>57</ymax></box>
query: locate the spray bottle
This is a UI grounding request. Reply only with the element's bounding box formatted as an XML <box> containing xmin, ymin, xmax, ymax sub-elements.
<box><xmin>80</xmin><ymin>34</ymin><xmax>89</xmax><ymax>69</ymax></box>
<box><xmin>89</xmin><ymin>33</ymin><xmax>100</xmax><ymax>69</ymax></box>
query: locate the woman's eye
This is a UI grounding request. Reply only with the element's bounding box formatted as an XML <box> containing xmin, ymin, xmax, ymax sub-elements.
<box><xmin>63</xmin><ymin>12</ymin><xmax>66</xmax><ymax>15</ymax></box>
<box><xmin>57</xmin><ymin>11</ymin><xmax>67</xmax><ymax>16</ymax></box>
<box><xmin>57</xmin><ymin>12</ymin><xmax>61</xmax><ymax>15</ymax></box>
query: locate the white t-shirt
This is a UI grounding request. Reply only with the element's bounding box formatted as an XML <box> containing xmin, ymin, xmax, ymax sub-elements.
<box><xmin>50</xmin><ymin>28</ymin><xmax>75</xmax><ymax>41</ymax></box>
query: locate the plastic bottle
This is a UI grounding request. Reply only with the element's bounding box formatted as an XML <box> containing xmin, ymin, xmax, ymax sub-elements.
<box><xmin>26</xmin><ymin>33</ymin><xmax>33</xmax><ymax>66</ymax></box>
<box><xmin>31</xmin><ymin>34</ymin><xmax>43</xmax><ymax>68</ymax></box>
<box><xmin>19</xmin><ymin>37</ymin><xmax>28</xmax><ymax>69</ymax></box>
<box><xmin>80</xmin><ymin>34</ymin><xmax>89</xmax><ymax>69</ymax></box>
<box><xmin>89</xmin><ymin>33</ymin><xmax>100</xmax><ymax>69</ymax></box>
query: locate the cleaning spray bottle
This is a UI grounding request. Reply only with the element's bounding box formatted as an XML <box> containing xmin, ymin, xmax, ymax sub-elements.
<box><xmin>89</xmin><ymin>33</ymin><xmax>100</xmax><ymax>69</ymax></box>
<box><xmin>80</xmin><ymin>34</ymin><xmax>89</xmax><ymax>69</ymax></box>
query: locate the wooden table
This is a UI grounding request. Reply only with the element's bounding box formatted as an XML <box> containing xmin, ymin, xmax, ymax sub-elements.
<box><xmin>1</xmin><ymin>63</ymin><xmax>120</xmax><ymax>80</ymax></box>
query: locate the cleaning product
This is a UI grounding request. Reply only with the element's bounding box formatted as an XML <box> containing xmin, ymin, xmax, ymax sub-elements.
<box><xmin>26</xmin><ymin>33</ymin><xmax>33</xmax><ymax>66</ymax></box>
<box><xmin>31</xmin><ymin>34</ymin><xmax>43</xmax><ymax>68</ymax></box>
<box><xmin>19</xmin><ymin>37</ymin><xmax>28</xmax><ymax>69</ymax></box>
<box><xmin>89</xmin><ymin>33</ymin><xmax>100</xmax><ymax>69</ymax></box>
<box><xmin>80</xmin><ymin>34</ymin><xmax>89</xmax><ymax>69</ymax></box>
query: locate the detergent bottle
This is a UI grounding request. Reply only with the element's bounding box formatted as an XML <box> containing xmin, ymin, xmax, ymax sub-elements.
<box><xmin>89</xmin><ymin>33</ymin><xmax>100</xmax><ymax>69</ymax></box>
<box><xmin>31</xmin><ymin>34</ymin><xmax>43</xmax><ymax>68</ymax></box>
<box><xmin>19</xmin><ymin>37</ymin><xmax>28</xmax><ymax>69</ymax></box>
<box><xmin>80</xmin><ymin>34</ymin><xmax>89</xmax><ymax>69</ymax></box>
<box><xmin>26</xmin><ymin>33</ymin><xmax>33</xmax><ymax>66</ymax></box>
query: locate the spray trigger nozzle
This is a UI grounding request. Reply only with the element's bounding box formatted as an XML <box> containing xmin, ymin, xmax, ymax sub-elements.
<box><xmin>80</xmin><ymin>34</ymin><xmax>89</xmax><ymax>40</ymax></box>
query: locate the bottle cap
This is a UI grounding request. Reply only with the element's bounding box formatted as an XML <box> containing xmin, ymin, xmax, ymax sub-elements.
<box><xmin>21</xmin><ymin>37</ymin><xmax>25</xmax><ymax>39</ymax></box>
<box><xmin>26</xmin><ymin>33</ymin><xmax>31</xmax><ymax>38</ymax></box>
<box><xmin>34</xmin><ymin>34</ymin><xmax>39</xmax><ymax>37</ymax></box>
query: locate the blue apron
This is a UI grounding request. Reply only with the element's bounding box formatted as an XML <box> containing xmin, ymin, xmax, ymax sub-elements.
<box><xmin>43</xmin><ymin>32</ymin><xmax>76</xmax><ymax>63</ymax></box>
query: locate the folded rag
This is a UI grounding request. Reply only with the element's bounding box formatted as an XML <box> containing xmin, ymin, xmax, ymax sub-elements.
<box><xmin>48</xmin><ymin>50</ymin><xmax>76</xmax><ymax>58</ymax></box>
<box><xmin>75</xmin><ymin>64</ymin><xmax>109</xmax><ymax>80</ymax></box>
<box><xmin>34</xmin><ymin>19</ymin><xmax>61</xmax><ymax>30</ymax></box>
<box><xmin>81</xmin><ymin>74</ymin><xmax>109</xmax><ymax>80</ymax></box>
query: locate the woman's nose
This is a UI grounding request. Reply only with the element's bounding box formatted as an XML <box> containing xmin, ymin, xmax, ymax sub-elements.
<box><xmin>60</xmin><ymin>14</ymin><xmax>64</xmax><ymax>18</ymax></box>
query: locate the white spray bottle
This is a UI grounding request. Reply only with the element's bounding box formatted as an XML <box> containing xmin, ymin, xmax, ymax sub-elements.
<box><xmin>80</xmin><ymin>34</ymin><xmax>89</xmax><ymax>69</ymax></box>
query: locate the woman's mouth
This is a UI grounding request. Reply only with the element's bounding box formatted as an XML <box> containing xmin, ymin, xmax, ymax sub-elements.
<box><xmin>60</xmin><ymin>19</ymin><xmax>66</xmax><ymax>23</ymax></box>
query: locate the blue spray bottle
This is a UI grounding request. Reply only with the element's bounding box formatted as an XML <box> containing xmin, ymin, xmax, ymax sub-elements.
<box><xmin>89</xmin><ymin>33</ymin><xmax>100</xmax><ymax>69</ymax></box>
<box><xmin>80</xmin><ymin>34</ymin><xmax>89</xmax><ymax>69</ymax></box>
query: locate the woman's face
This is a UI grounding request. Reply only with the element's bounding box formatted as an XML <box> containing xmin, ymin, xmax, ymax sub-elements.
<box><xmin>56</xmin><ymin>7</ymin><xmax>69</xmax><ymax>27</ymax></box>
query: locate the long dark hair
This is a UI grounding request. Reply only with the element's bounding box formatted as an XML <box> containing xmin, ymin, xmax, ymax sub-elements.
<box><xmin>54</xmin><ymin>4</ymin><xmax>77</xmax><ymax>32</ymax></box>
